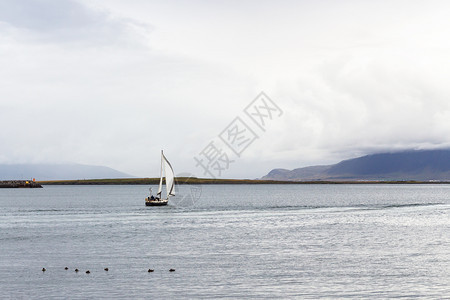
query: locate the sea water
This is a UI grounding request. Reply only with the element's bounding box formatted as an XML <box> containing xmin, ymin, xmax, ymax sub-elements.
<box><xmin>0</xmin><ymin>184</ymin><xmax>449</xmax><ymax>299</ymax></box>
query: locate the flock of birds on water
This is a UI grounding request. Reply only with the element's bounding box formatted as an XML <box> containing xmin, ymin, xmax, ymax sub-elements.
<box><xmin>41</xmin><ymin>267</ymin><xmax>175</xmax><ymax>273</ymax></box>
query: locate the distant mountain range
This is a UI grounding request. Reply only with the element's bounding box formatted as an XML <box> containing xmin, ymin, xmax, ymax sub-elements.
<box><xmin>0</xmin><ymin>164</ymin><xmax>133</xmax><ymax>181</ymax></box>
<box><xmin>262</xmin><ymin>149</ymin><xmax>450</xmax><ymax>181</ymax></box>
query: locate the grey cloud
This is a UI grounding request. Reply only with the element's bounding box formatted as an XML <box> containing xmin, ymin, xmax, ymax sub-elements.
<box><xmin>0</xmin><ymin>0</ymin><xmax>151</xmax><ymax>44</ymax></box>
<box><xmin>0</xmin><ymin>0</ymin><xmax>99</xmax><ymax>30</ymax></box>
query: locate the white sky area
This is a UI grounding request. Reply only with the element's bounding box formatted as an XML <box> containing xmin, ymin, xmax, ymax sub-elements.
<box><xmin>1</xmin><ymin>0</ymin><xmax>450</xmax><ymax>178</ymax></box>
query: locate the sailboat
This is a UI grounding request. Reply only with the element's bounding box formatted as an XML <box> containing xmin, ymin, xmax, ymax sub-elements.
<box><xmin>145</xmin><ymin>150</ymin><xmax>175</xmax><ymax>206</ymax></box>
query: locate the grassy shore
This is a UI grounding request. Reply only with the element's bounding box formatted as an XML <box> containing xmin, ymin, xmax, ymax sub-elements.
<box><xmin>38</xmin><ymin>177</ymin><xmax>292</xmax><ymax>185</ymax></box>
<box><xmin>37</xmin><ymin>177</ymin><xmax>450</xmax><ymax>185</ymax></box>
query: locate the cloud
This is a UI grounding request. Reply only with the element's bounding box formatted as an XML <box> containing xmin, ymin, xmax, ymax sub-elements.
<box><xmin>0</xmin><ymin>0</ymin><xmax>253</xmax><ymax>177</ymax></box>
<box><xmin>267</xmin><ymin>48</ymin><xmax>450</xmax><ymax>168</ymax></box>
<box><xmin>0</xmin><ymin>0</ymin><xmax>99</xmax><ymax>30</ymax></box>
<box><xmin>0</xmin><ymin>0</ymin><xmax>151</xmax><ymax>46</ymax></box>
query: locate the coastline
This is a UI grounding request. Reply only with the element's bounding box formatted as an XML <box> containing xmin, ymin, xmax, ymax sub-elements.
<box><xmin>37</xmin><ymin>177</ymin><xmax>450</xmax><ymax>185</ymax></box>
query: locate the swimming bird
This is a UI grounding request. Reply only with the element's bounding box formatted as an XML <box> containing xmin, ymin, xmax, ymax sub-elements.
<box><xmin>169</xmin><ymin>269</ymin><xmax>175</xmax><ymax>272</ymax></box>
<box><xmin>75</xmin><ymin>269</ymin><xmax>79</xmax><ymax>272</ymax></box>
<box><xmin>64</xmin><ymin>267</ymin><xmax>68</xmax><ymax>270</ymax></box>
<box><xmin>42</xmin><ymin>268</ymin><xmax>46</xmax><ymax>272</ymax></box>
<box><xmin>86</xmin><ymin>270</ymin><xmax>90</xmax><ymax>274</ymax></box>
<box><xmin>104</xmin><ymin>268</ymin><xmax>109</xmax><ymax>271</ymax></box>
<box><xmin>148</xmin><ymin>269</ymin><xmax>154</xmax><ymax>272</ymax></box>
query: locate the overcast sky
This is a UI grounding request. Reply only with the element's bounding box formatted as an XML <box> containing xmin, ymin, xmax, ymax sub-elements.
<box><xmin>1</xmin><ymin>0</ymin><xmax>450</xmax><ymax>178</ymax></box>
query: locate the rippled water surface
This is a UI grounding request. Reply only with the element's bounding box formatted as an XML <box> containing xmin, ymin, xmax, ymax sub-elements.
<box><xmin>1</xmin><ymin>184</ymin><xmax>449</xmax><ymax>299</ymax></box>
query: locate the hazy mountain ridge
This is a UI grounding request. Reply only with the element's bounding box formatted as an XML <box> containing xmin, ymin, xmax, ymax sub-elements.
<box><xmin>262</xmin><ymin>150</ymin><xmax>450</xmax><ymax>181</ymax></box>
<box><xmin>0</xmin><ymin>164</ymin><xmax>133</xmax><ymax>180</ymax></box>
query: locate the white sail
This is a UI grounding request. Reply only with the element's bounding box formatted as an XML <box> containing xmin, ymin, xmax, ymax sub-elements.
<box><xmin>162</xmin><ymin>152</ymin><xmax>175</xmax><ymax>198</ymax></box>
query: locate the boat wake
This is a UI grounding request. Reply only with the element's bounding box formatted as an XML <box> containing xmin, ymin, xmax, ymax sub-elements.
<box><xmin>147</xmin><ymin>202</ymin><xmax>448</xmax><ymax>214</ymax></box>
<box><xmin>376</xmin><ymin>202</ymin><xmax>444</xmax><ymax>209</ymax></box>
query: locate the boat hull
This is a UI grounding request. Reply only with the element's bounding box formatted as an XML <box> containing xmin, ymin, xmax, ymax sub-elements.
<box><xmin>145</xmin><ymin>198</ymin><xmax>169</xmax><ymax>206</ymax></box>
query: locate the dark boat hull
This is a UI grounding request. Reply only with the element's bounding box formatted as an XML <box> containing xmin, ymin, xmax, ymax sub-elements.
<box><xmin>145</xmin><ymin>198</ymin><xmax>169</xmax><ymax>206</ymax></box>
